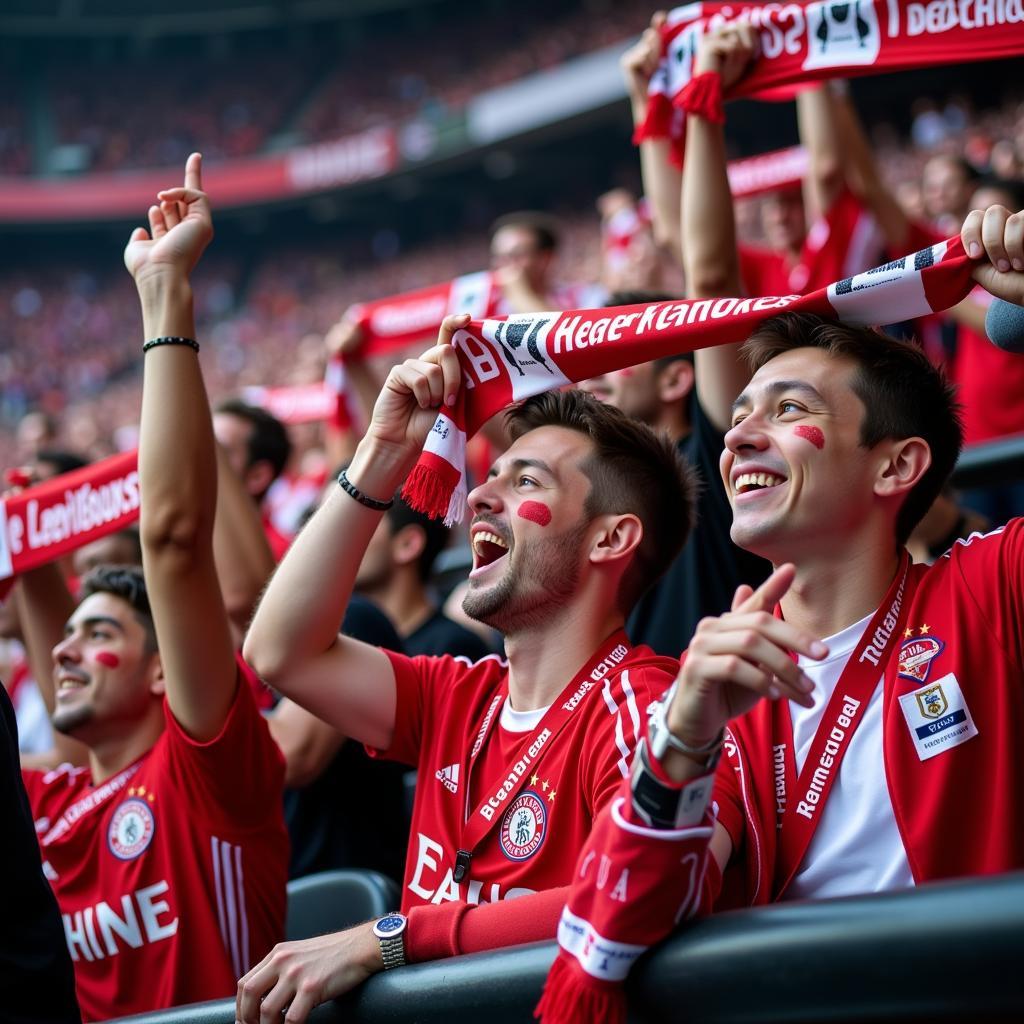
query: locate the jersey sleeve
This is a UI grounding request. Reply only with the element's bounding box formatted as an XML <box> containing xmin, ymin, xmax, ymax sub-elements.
<box><xmin>580</xmin><ymin>662</ymin><xmax>674</xmax><ymax>814</ymax></box>
<box><xmin>158</xmin><ymin>671</ymin><xmax>285</xmax><ymax>829</ymax></box>
<box><xmin>944</xmin><ymin>519</ymin><xmax>1024</xmax><ymax>665</ymax></box>
<box><xmin>365</xmin><ymin>650</ymin><xmax>473</xmax><ymax>768</ymax></box>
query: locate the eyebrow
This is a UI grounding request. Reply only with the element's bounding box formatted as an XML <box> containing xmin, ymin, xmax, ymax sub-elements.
<box><xmin>488</xmin><ymin>457</ymin><xmax>557</xmax><ymax>481</ymax></box>
<box><xmin>731</xmin><ymin>379</ymin><xmax>828</xmax><ymax>415</ymax></box>
<box><xmin>64</xmin><ymin>616</ymin><xmax>126</xmax><ymax>636</ymax></box>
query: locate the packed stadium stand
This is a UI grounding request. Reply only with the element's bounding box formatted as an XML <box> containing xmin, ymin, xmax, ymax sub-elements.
<box><xmin>2</xmin><ymin>1</ymin><xmax>1024</xmax><ymax>1021</ymax></box>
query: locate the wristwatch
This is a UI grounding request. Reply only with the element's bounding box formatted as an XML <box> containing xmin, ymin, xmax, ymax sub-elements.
<box><xmin>372</xmin><ymin>912</ymin><xmax>408</xmax><ymax>970</ymax></box>
<box><xmin>648</xmin><ymin>684</ymin><xmax>724</xmax><ymax>770</ymax></box>
<box><xmin>630</xmin><ymin>739</ymin><xmax>716</xmax><ymax>830</ymax></box>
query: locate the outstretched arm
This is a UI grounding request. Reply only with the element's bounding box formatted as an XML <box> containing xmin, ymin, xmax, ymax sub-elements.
<box><xmin>243</xmin><ymin>315</ymin><xmax>466</xmax><ymax>752</ymax></box>
<box><xmin>622</xmin><ymin>12</ymin><xmax>683</xmax><ymax>263</ymax></box>
<box><xmin>125</xmin><ymin>153</ymin><xmax>236</xmax><ymax>742</ymax></box>
<box><xmin>795</xmin><ymin>84</ymin><xmax>845</xmax><ymax>225</ymax></box>
<box><xmin>683</xmin><ymin>22</ymin><xmax>756</xmax><ymax>433</ymax></box>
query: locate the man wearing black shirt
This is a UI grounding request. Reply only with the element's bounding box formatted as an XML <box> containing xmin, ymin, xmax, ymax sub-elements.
<box><xmin>355</xmin><ymin>494</ymin><xmax>492</xmax><ymax>660</ymax></box>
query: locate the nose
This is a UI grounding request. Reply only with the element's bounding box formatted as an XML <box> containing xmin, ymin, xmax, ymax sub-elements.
<box><xmin>52</xmin><ymin>633</ymin><xmax>81</xmax><ymax>667</ymax></box>
<box><xmin>724</xmin><ymin>413</ymin><xmax>771</xmax><ymax>456</ymax></box>
<box><xmin>467</xmin><ymin>474</ymin><xmax>506</xmax><ymax>516</ymax></box>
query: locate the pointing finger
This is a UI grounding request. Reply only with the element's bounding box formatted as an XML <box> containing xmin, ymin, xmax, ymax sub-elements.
<box><xmin>737</xmin><ymin>563</ymin><xmax>796</xmax><ymax>615</ymax></box>
<box><xmin>184</xmin><ymin>151</ymin><xmax>203</xmax><ymax>192</ymax></box>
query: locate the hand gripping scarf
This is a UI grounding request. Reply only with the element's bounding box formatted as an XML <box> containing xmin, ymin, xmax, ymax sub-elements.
<box><xmin>401</xmin><ymin>235</ymin><xmax>977</xmax><ymax>523</ymax></box>
<box><xmin>636</xmin><ymin>0</ymin><xmax>1024</xmax><ymax>163</ymax></box>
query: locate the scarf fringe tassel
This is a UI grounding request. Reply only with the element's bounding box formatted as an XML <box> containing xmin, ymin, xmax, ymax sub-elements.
<box><xmin>534</xmin><ymin>956</ymin><xmax>628</xmax><ymax>1024</ymax></box>
<box><xmin>402</xmin><ymin>462</ymin><xmax>458</xmax><ymax>522</ymax></box>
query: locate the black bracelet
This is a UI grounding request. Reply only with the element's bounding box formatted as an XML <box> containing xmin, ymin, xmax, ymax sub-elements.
<box><xmin>142</xmin><ymin>336</ymin><xmax>200</xmax><ymax>354</ymax></box>
<box><xmin>337</xmin><ymin>469</ymin><xmax>394</xmax><ymax>511</ymax></box>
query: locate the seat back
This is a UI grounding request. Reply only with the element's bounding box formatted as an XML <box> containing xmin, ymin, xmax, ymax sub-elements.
<box><xmin>285</xmin><ymin>869</ymin><xmax>400</xmax><ymax>941</ymax></box>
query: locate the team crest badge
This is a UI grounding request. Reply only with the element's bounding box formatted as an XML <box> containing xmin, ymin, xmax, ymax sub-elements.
<box><xmin>915</xmin><ymin>684</ymin><xmax>949</xmax><ymax>720</ymax></box>
<box><xmin>898</xmin><ymin>635</ymin><xmax>944</xmax><ymax>684</ymax></box>
<box><xmin>108</xmin><ymin>798</ymin><xmax>156</xmax><ymax>860</ymax></box>
<box><xmin>499</xmin><ymin>790</ymin><xmax>547</xmax><ymax>862</ymax></box>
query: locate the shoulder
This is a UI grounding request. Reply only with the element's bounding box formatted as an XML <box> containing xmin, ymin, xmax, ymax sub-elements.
<box><xmin>22</xmin><ymin>761</ymin><xmax>89</xmax><ymax>806</ymax></box>
<box><xmin>930</xmin><ymin>519</ymin><xmax>1023</xmax><ymax>578</ymax></box>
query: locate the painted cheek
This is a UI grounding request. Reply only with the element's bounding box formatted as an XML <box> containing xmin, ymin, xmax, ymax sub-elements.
<box><xmin>95</xmin><ymin>651</ymin><xmax>121</xmax><ymax>668</ymax></box>
<box><xmin>517</xmin><ymin>501</ymin><xmax>552</xmax><ymax>527</ymax></box>
<box><xmin>794</xmin><ymin>425</ymin><xmax>825</xmax><ymax>450</ymax></box>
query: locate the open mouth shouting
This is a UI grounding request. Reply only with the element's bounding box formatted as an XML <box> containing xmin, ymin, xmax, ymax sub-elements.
<box><xmin>732</xmin><ymin>467</ymin><xmax>788</xmax><ymax>500</ymax></box>
<box><xmin>470</xmin><ymin>522</ymin><xmax>511</xmax><ymax>579</ymax></box>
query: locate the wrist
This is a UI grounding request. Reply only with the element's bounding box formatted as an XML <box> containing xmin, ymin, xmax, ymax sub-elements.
<box><xmin>137</xmin><ymin>276</ymin><xmax>195</xmax><ymax>339</ymax></box>
<box><xmin>347</xmin><ymin>438</ymin><xmax>413</xmax><ymax>501</ymax></box>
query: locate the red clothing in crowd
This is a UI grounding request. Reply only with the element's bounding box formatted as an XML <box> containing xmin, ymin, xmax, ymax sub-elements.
<box><xmin>22</xmin><ymin>681</ymin><xmax>288</xmax><ymax>1022</ymax></box>
<box><xmin>368</xmin><ymin>633</ymin><xmax>677</xmax><ymax>962</ymax></box>
<box><xmin>739</xmin><ymin>187</ymin><xmax>882</xmax><ymax>297</ymax></box>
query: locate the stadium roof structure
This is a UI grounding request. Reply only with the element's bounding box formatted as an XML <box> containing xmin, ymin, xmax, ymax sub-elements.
<box><xmin>0</xmin><ymin>0</ymin><xmax>452</xmax><ymax>38</ymax></box>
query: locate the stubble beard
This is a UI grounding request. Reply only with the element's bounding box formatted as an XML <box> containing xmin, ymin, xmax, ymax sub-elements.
<box><xmin>462</xmin><ymin>524</ymin><xmax>586</xmax><ymax>636</ymax></box>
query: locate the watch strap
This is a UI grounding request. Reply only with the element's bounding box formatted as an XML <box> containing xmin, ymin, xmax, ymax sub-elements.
<box><xmin>630</xmin><ymin>739</ymin><xmax>716</xmax><ymax>830</ymax></box>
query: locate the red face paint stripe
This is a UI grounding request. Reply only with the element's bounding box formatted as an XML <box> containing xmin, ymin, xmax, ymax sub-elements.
<box><xmin>794</xmin><ymin>425</ymin><xmax>825</xmax><ymax>450</ymax></box>
<box><xmin>517</xmin><ymin>501</ymin><xmax>552</xmax><ymax>527</ymax></box>
<box><xmin>95</xmin><ymin>652</ymin><xmax>121</xmax><ymax>668</ymax></box>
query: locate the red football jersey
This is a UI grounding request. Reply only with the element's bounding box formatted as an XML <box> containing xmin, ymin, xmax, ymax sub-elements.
<box><xmin>22</xmin><ymin>682</ymin><xmax>288</xmax><ymax>1022</ymax></box>
<box><xmin>739</xmin><ymin>187</ymin><xmax>883</xmax><ymax>298</ymax></box>
<box><xmin>368</xmin><ymin>635</ymin><xmax>677</xmax><ymax>912</ymax></box>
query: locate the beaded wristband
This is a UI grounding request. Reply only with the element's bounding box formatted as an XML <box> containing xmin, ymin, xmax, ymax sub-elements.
<box><xmin>337</xmin><ymin>469</ymin><xmax>394</xmax><ymax>511</ymax></box>
<box><xmin>142</xmin><ymin>336</ymin><xmax>200</xmax><ymax>354</ymax></box>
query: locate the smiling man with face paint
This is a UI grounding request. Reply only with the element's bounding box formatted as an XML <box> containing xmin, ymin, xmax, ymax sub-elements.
<box><xmin>241</xmin><ymin>332</ymin><xmax>697</xmax><ymax>1021</ymax></box>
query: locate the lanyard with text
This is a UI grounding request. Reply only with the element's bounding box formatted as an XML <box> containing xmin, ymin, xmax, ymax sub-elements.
<box><xmin>771</xmin><ymin>553</ymin><xmax>913</xmax><ymax>899</ymax></box>
<box><xmin>452</xmin><ymin>630</ymin><xmax>634</xmax><ymax>882</ymax></box>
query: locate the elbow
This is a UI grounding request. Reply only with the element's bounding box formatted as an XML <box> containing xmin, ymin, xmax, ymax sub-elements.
<box><xmin>242</xmin><ymin>629</ymin><xmax>285</xmax><ymax>687</ymax></box>
<box><xmin>685</xmin><ymin>263</ymin><xmax>739</xmax><ymax>299</ymax></box>
<box><xmin>140</xmin><ymin>504</ymin><xmax>209</xmax><ymax>560</ymax></box>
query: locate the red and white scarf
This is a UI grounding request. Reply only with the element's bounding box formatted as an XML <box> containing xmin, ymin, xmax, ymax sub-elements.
<box><xmin>637</xmin><ymin>0</ymin><xmax>1024</xmax><ymax>161</ymax></box>
<box><xmin>402</xmin><ymin>235</ymin><xmax>977</xmax><ymax>523</ymax></box>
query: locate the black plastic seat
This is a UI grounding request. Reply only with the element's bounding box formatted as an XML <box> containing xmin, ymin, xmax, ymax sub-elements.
<box><xmin>285</xmin><ymin>869</ymin><xmax>400</xmax><ymax>941</ymax></box>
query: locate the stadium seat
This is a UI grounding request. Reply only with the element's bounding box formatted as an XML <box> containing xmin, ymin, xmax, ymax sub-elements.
<box><xmin>285</xmin><ymin>869</ymin><xmax>400</xmax><ymax>941</ymax></box>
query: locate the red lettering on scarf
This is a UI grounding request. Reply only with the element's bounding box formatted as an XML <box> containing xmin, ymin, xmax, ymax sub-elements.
<box><xmin>95</xmin><ymin>652</ymin><xmax>121</xmax><ymax>668</ymax></box>
<box><xmin>794</xmin><ymin>425</ymin><xmax>825</xmax><ymax>449</ymax></box>
<box><xmin>518</xmin><ymin>501</ymin><xmax>552</xmax><ymax>527</ymax></box>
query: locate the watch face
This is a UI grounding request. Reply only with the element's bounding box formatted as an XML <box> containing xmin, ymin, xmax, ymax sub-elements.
<box><xmin>373</xmin><ymin>913</ymin><xmax>407</xmax><ymax>938</ymax></box>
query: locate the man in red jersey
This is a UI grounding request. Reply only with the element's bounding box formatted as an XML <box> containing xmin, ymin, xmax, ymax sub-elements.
<box><xmin>239</xmin><ymin>330</ymin><xmax>696</xmax><ymax>1019</ymax></box>
<box><xmin>535</xmin><ymin>206</ymin><xmax>1024</xmax><ymax>1023</ymax></box>
<box><xmin>16</xmin><ymin>154</ymin><xmax>288</xmax><ymax>1022</ymax></box>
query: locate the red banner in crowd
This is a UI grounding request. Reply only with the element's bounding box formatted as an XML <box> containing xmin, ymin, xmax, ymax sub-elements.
<box><xmin>0</xmin><ymin>451</ymin><xmax>140</xmax><ymax>587</ymax></box>
<box><xmin>0</xmin><ymin>127</ymin><xmax>397</xmax><ymax>223</ymax></box>
<box><xmin>728</xmin><ymin>145</ymin><xmax>808</xmax><ymax>198</ymax></box>
<box><xmin>242</xmin><ymin>384</ymin><xmax>336</xmax><ymax>425</ymax></box>
<box><xmin>638</xmin><ymin>0</ymin><xmax>1024</xmax><ymax>154</ymax></box>
<box><xmin>348</xmin><ymin>270</ymin><xmax>501</xmax><ymax>352</ymax></box>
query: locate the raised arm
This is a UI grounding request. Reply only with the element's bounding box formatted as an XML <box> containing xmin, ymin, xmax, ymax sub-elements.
<box><xmin>622</xmin><ymin>12</ymin><xmax>683</xmax><ymax>264</ymax></box>
<box><xmin>13</xmin><ymin>563</ymin><xmax>87</xmax><ymax>768</ymax></box>
<box><xmin>683</xmin><ymin>22</ymin><xmax>756</xmax><ymax>432</ymax></box>
<box><xmin>243</xmin><ymin>315</ymin><xmax>466</xmax><ymax>751</ymax></box>
<box><xmin>124</xmin><ymin>153</ymin><xmax>236</xmax><ymax>742</ymax></box>
<box><xmin>795</xmin><ymin>84</ymin><xmax>845</xmax><ymax>224</ymax></box>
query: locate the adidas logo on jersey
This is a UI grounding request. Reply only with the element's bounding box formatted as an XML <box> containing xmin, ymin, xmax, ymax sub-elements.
<box><xmin>435</xmin><ymin>763</ymin><xmax>460</xmax><ymax>794</ymax></box>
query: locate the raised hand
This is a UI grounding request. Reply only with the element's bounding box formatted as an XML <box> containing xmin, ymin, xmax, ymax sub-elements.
<box><xmin>964</xmin><ymin>204</ymin><xmax>1024</xmax><ymax>305</ymax></box>
<box><xmin>621</xmin><ymin>11</ymin><xmax>666</xmax><ymax>108</ymax></box>
<box><xmin>666</xmin><ymin>565</ymin><xmax>827</xmax><ymax>751</ymax></box>
<box><xmin>123</xmin><ymin>152</ymin><xmax>213</xmax><ymax>288</ymax></box>
<box><xmin>357</xmin><ymin>313</ymin><xmax>467</xmax><ymax>471</ymax></box>
<box><xmin>694</xmin><ymin>20</ymin><xmax>758</xmax><ymax>89</ymax></box>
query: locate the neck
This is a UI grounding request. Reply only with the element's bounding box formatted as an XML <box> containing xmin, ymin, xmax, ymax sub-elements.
<box><xmin>366</xmin><ymin>575</ymin><xmax>435</xmax><ymax>637</ymax></box>
<box><xmin>504</xmin><ymin>600</ymin><xmax>624</xmax><ymax>712</ymax></box>
<box><xmin>86</xmin><ymin>713</ymin><xmax>164</xmax><ymax>786</ymax></box>
<box><xmin>778</xmin><ymin>544</ymin><xmax>902</xmax><ymax>641</ymax></box>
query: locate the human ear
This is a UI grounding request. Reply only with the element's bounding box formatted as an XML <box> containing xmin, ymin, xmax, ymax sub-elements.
<box><xmin>875</xmin><ymin>436</ymin><xmax>931</xmax><ymax>499</ymax></box>
<box><xmin>589</xmin><ymin>514</ymin><xmax>643</xmax><ymax>566</ymax></box>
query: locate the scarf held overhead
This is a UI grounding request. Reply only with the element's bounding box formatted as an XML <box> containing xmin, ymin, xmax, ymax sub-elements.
<box><xmin>636</xmin><ymin>0</ymin><xmax>1024</xmax><ymax>160</ymax></box>
<box><xmin>401</xmin><ymin>236</ymin><xmax>976</xmax><ymax>523</ymax></box>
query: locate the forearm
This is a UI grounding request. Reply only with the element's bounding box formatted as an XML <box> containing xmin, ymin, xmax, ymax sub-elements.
<box><xmin>406</xmin><ymin>887</ymin><xmax>568</xmax><ymax>963</ymax></box>
<box><xmin>640</xmin><ymin>139</ymin><xmax>683</xmax><ymax>263</ymax></box>
<box><xmin>682</xmin><ymin>111</ymin><xmax>739</xmax><ymax>298</ymax></box>
<box><xmin>138</xmin><ymin>277</ymin><xmax>215</xmax><ymax>555</ymax></box>
<box><xmin>796</xmin><ymin>85</ymin><xmax>844</xmax><ymax>222</ymax></box>
<box><xmin>214</xmin><ymin>442</ymin><xmax>275</xmax><ymax>640</ymax></box>
<box><xmin>244</xmin><ymin>437</ymin><xmax>407</xmax><ymax>684</ymax></box>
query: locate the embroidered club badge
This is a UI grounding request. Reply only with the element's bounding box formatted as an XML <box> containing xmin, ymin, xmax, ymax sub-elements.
<box><xmin>108</xmin><ymin>798</ymin><xmax>155</xmax><ymax>860</ymax></box>
<box><xmin>898</xmin><ymin>635</ymin><xmax>944</xmax><ymax>684</ymax></box>
<box><xmin>499</xmin><ymin>790</ymin><xmax>547</xmax><ymax>862</ymax></box>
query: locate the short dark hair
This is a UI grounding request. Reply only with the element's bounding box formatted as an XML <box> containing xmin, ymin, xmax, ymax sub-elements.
<box><xmin>505</xmin><ymin>390</ymin><xmax>696</xmax><ymax>614</ymax></box>
<box><xmin>490</xmin><ymin>211</ymin><xmax>559</xmax><ymax>253</ymax></box>
<box><xmin>215</xmin><ymin>399</ymin><xmax>292</xmax><ymax>497</ymax></box>
<box><xmin>80</xmin><ymin>565</ymin><xmax>157</xmax><ymax>652</ymax></box>
<box><xmin>605</xmin><ymin>291</ymin><xmax>694</xmax><ymax>373</ymax></box>
<box><xmin>386</xmin><ymin>495</ymin><xmax>450</xmax><ymax>582</ymax></box>
<box><xmin>741</xmin><ymin>313</ymin><xmax>963</xmax><ymax>547</ymax></box>
<box><xmin>972</xmin><ymin>174</ymin><xmax>1024</xmax><ymax>211</ymax></box>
